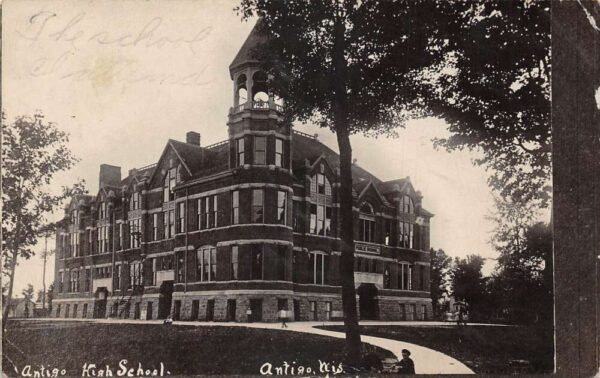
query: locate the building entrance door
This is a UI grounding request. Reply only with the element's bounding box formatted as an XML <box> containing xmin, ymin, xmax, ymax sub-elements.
<box><xmin>358</xmin><ymin>284</ymin><xmax>379</xmax><ymax>320</ymax></box>
<box><xmin>158</xmin><ymin>281</ymin><xmax>174</xmax><ymax>319</ymax></box>
<box><xmin>249</xmin><ymin>299</ymin><xmax>263</xmax><ymax>322</ymax></box>
<box><xmin>206</xmin><ymin>299</ymin><xmax>215</xmax><ymax>321</ymax></box>
<box><xmin>293</xmin><ymin>300</ymin><xmax>300</xmax><ymax>321</ymax></box>
<box><xmin>227</xmin><ymin>299</ymin><xmax>236</xmax><ymax>321</ymax></box>
<box><xmin>93</xmin><ymin>288</ymin><xmax>108</xmax><ymax>319</ymax></box>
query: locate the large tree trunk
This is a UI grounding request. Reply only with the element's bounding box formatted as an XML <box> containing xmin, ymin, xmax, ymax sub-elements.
<box><xmin>333</xmin><ymin>14</ymin><xmax>362</xmax><ymax>363</ymax></box>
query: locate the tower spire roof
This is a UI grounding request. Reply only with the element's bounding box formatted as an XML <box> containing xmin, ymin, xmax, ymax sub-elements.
<box><xmin>229</xmin><ymin>19</ymin><xmax>267</xmax><ymax>76</ymax></box>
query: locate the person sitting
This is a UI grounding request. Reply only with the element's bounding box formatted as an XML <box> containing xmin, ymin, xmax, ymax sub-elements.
<box><xmin>395</xmin><ymin>349</ymin><xmax>415</xmax><ymax>375</ymax></box>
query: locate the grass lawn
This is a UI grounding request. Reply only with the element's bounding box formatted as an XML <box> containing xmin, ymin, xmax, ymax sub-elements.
<box><xmin>3</xmin><ymin>320</ymin><xmax>392</xmax><ymax>376</ymax></box>
<box><xmin>320</xmin><ymin>324</ymin><xmax>554</xmax><ymax>374</ymax></box>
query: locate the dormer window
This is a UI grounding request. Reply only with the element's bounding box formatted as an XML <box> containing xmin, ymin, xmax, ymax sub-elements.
<box><xmin>163</xmin><ymin>168</ymin><xmax>176</xmax><ymax>202</ymax></box>
<box><xmin>359</xmin><ymin>202</ymin><xmax>376</xmax><ymax>243</ymax></box>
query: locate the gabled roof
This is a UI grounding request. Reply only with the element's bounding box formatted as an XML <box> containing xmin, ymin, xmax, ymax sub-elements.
<box><xmin>291</xmin><ymin>132</ymin><xmax>382</xmax><ymax>184</ymax></box>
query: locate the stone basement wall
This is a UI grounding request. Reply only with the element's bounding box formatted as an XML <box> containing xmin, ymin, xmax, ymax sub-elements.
<box><xmin>171</xmin><ymin>293</ymin><xmax>343</xmax><ymax>322</ymax></box>
<box><xmin>54</xmin><ymin>299</ymin><xmax>95</xmax><ymax>319</ymax></box>
<box><xmin>378</xmin><ymin>298</ymin><xmax>433</xmax><ymax>321</ymax></box>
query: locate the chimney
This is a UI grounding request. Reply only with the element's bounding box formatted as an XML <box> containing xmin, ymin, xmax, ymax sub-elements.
<box><xmin>99</xmin><ymin>164</ymin><xmax>121</xmax><ymax>189</ymax></box>
<box><xmin>186</xmin><ymin>131</ymin><xmax>201</xmax><ymax>146</ymax></box>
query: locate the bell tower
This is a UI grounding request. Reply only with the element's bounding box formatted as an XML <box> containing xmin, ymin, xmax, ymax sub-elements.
<box><xmin>227</xmin><ymin>22</ymin><xmax>291</xmax><ymax>172</ymax></box>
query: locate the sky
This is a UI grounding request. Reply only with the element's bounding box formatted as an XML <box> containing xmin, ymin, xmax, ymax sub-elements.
<box><xmin>3</xmin><ymin>0</ymin><xmax>535</xmax><ymax>297</ymax></box>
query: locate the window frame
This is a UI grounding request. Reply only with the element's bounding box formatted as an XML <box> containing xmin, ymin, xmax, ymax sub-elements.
<box><xmin>254</xmin><ymin>136</ymin><xmax>266</xmax><ymax>165</ymax></box>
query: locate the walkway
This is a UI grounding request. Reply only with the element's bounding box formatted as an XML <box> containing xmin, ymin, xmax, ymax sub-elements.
<box><xmin>26</xmin><ymin>318</ymin><xmax>475</xmax><ymax>374</ymax></box>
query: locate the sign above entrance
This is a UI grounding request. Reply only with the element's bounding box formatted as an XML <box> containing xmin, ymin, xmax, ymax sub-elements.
<box><xmin>355</xmin><ymin>243</ymin><xmax>380</xmax><ymax>254</ymax></box>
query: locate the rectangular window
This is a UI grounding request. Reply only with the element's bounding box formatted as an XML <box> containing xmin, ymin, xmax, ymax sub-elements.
<box><xmin>325</xmin><ymin>302</ymin><xmax>332</xmax><ymax>321</ymax></box>
<box><xmin>277</xmin><ymin>246</ymin><xmax>286</xmax><ymax>280</ymax></box>
<box><xmin>310</xmin><ymin>204</ymin><xmax>317</xmax><ymax>233</ymax></box>
<box><xmin>197</xmin><ymin>199</ymin><xmax>203</xmax><ymax>230</ymax></box>
<box><xmin>169</xmin><ymin>168</ymin><xmax>176</xmax><ymax>201</ymax></box>
<box><xmin>292</xmin><ymin>251</ymin><xmax>299</xmax><ymax>282</ymax></box>
<box><xmin>252</xmin><ymin>189</ymin><xmax>264</xmax><ymax>223</ymax></box>
<box><xmin>197</xmin><ymin>247</ymin><xmax>216</xmax><ymax>282</ymax></box>
<box><xmin>236</xmin><ymin>138</ymin><xmax>245</xmax><ymax>166</ymax></box>
<box><xmin>275</xmin><ymin>138</ymin><xmax>283</xmax><ymax>167</ymax></box>
<box><xmin>310</xmin><ymin>301</ymin><xmax>317</xmax><ymax>321</ymax></box>
<box><xmin>232</xmin><ymin>191</ymin><xmax>239</xmax><ymax>224</ymax></box>
<box><xmin>251</xmin><ymin>244</ymin><xmax>263</xmax><ymax>280</ymax></box>
<box><xmin>129</xmin><ymin>218</ymin><xmax>141</xmax><ymax>248</ymax></box>
<box><xmin>308</xmin><ymin>252</ymin><xmax>329</xmax><ymax>284</ymax></box>
<box><xmin>384</xmin><ymin>219</ymin><xmax>392</xmax><ymax>246</ymax></box>
<box><xmin>177</xmin><ymin>202</ymin><xmax>185</xmax><ymax>233</ymax></box>
<box><xmin>212</xmin><ymin>196</ymin><xmax>218</xmax><ymax>228</ymax></box>
<box><xmin>163</xmin><ymin>211</ymin><xmax>169</xmax><ymax>239</ymax></box>
<box><xmin>231</xmin><ymin>246</ymin><xmax>238</xmax><ymax>280</ymax></box>
<box><xmin>254</xmin><ymin>136</ymin><xmax>266</xmax><ymax>165</ymax></box>
<box><xmin>359</xmin><ymin>218</ymin><xmax>376</xmax><ymax>243</ymax></box>
<box><xmin>129</xmin><ymin>261</ymin><xmax>143</xmax><ymax>287</ymax></box>
<box><xmin>169</xmin><ymin>210</ymin><xmax>175</xmax><ymax>238</ymax></box>
<box><xmin>115</xmin><ymin>265</ymin><xmax>121</xmax><ymax>289</ymax></box>
<box><xmin>177</xmin><ymin>254</ymin><xmax>185</xmax><ymax>282</ymax></box>
<box><xmin>152</xmin><ymin>214</ymin><xmax>158</xmax><ymax>241</ymax></box>
<box><xmin>277</xmin><ymin>191</ymin><xmax>287</xmax><ymax>225</ymax></box>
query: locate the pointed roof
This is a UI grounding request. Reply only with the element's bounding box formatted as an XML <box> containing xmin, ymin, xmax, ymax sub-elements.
<box><xmin>229</xmin><ymin>20</ymin><xmax>267</xmax><ymax>75</ymax></box>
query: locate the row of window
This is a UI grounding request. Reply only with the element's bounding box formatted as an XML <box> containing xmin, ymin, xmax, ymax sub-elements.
<box><xmin>235</xmin><ymin>136</ymin><xmax>285</xmax><ymax>167</ymax></box>
<box><xmin>58</xmin><ymin>254</ymin><xmax>426</xmax><ymax>294</ymax></box>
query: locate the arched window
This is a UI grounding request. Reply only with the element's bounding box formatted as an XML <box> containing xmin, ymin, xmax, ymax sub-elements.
<box><xmin>236</xmin><ymin>74</ymin><xmax>247</xmax><ymax>104</ymax></box>
<box><xmin>359</xmin><ymin>201</ymin><xmax>376</xmax><ymax>243</ymax></box>
<box><xmin>252</xmin><ymin>71</ymin><xmax>269</xmax><ymax>103</ymax></box>
<box><xmin>310</xmin><ymin>173</ymin><xmax>333</xmax><ymax>236</ymax></box>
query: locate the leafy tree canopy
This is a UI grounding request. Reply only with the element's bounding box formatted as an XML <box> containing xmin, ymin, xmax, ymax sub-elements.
<box><xmin>238</xmin><ymin>0</ymin><xmax>551</xmax><ymax>206</ymax></box>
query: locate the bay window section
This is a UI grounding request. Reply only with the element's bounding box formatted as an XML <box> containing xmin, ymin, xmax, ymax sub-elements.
<box><xmin>231</xmin><ymin>191</ymin><xmax>239</xmax><ymax>224</ymax></box>
<box><xmin>275</xmin><ymin>138</ymin><xmax>283</xmax><ymax>167</ymax></box>
<box><xmin>231</xmin><ymin>246</ymin><xmax>239</xmax><ymax>280</ymax></box>
<box><xmin>251</xmin><ymin>244</ymin><xmax>263</xmax><ymax>280</ymax></box>
<box><xmin>252</xmin><ymin>189</ymin><xmax>264</xmax><ymax>223</ymax></box>
<box><xmin>236</xmin><ymin>137</ymin><xmax>245</xmax><ymax>166</ymax></box>
<box><xmin>277</xmin><ymin>191</ymin><xmax>287</xmax><ymax>225</ymax></box>
<box><xmin>254</xmin><ymin>136</ymin><xmax>266</xmax><ymax>165</ymax></box>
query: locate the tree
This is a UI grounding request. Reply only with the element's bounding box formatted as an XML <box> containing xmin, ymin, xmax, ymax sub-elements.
<box><xmin>450</xmin><ymin>254</ymin><xmax>487</xmax><ymax>321</ymax></box>
<box><xmin>236</xmin><ymin>0</ymin><xmax>467</xmax><ymax>361</ymax></box>
<box><xmin>22</xmin><ymin>284</ymin><xmax>34</xmax><ymax>301</ymax></box>
<box><xmin>236</xmin><ymin>0</ymin><xmax>550</xmax><ymax>359</ymax></box>
<box><xmin>2</xmin><ymin>112</ymin><xmax>84</xmax><ymax>329</ymax></box>
<box><xmin>430</xmin><ymin>248</ymin><xmax>453</xmax><ymax>318</ymax></box>
<box><xmin>429</xmin><ymin>1</ymin><xmax>551</xmax><ymax>208</ymax></box>
<box><xmin>488</xmin><ymin>195</ymin><xmax>552</xmax><ymax>324</ymax></box>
